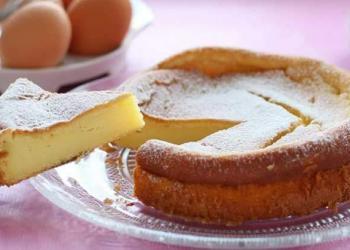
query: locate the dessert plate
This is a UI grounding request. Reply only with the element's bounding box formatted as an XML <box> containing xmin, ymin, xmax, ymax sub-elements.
<box><xmin>0</xmin><ymin>0</ymin><xmax>153</xmax><ymax>93</ymax></box>
<box><xmin>30</xmin><ymin>82</ymin><xmax>350</xmax><ymax>249</ymax></box>
<box><xmin>31</xmin><ymin>146</ymin><xmax>350</xmax><ymax>249</ymax></box>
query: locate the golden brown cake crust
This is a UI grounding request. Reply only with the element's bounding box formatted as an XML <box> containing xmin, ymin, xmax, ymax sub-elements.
<box><xmin>135</xmin><ymin>47</ymin><xmax>350</xmax><ymax>185</ymax></box>
<box><xmin>137</xmin><ymin>124</ymin><xmax>350</xmax><ymax>185</ymax></box>
<box><xmin>135</xmin><ymin>166</ymin><xmax>350</xmax><ymax>224</ymax></box>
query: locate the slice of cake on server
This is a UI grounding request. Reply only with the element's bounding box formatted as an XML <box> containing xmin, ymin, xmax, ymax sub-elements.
<box><xmin>0</xmin><ymin>78</ymin><xmax>144</xmax><ymax>185</ymax></box>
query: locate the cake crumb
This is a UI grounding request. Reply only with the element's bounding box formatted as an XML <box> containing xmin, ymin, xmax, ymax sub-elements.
<box><xmin>103</xmin><ymin>198</ymin><xmax>113</xmax><ymax>205</ymax></box>
<box><xmin>154</xmin><ymin>78</ymin><xmax>177</xmax><ymax>86</ymax></box>
<box><xmin>266</xmin><ymin>164</ymin><xmax>274</xmax><ymax>171</ymax></box>
<box><xmin>114</xmin><ymin>184</ymin><xmax>121</xmax><ymax>192</ymax></box>
<box><xmin>100</xmin><ymin>143</ymin><xmax>116</xmax><ymax>153</ymax></box>
<box><xmin>308</xmin><ymin>96</ymin><xmax>315</xmax><ymax>103</ymax></box>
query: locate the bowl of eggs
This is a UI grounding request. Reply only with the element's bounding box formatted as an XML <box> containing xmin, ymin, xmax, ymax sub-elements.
<box><xmin>0</xmin><ymin>0</ymin><xmax>153</xmax><ymax>92</ymax></box>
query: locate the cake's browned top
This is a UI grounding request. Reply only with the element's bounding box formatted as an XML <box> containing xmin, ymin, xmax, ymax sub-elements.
<box><xmin>121</xmin><ymin>47</ymin><xmax>350</xmax><ymax>185</ymax></box>
<box><xmin>0</xmin><ymin>78</ymin><xmax>128</xmax><ymax>131</ymax></box>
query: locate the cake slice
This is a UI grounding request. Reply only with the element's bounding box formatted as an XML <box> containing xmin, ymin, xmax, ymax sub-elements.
<box><xmin>0</xmin><ymin>79</ymin><xmax>144</xmax><ymax>185</ymax></box>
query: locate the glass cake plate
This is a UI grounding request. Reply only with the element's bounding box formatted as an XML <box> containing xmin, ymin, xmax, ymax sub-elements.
<box><xmin>31</xmin><ymin>145</ymin><xmax>350</xmax><ymax>249</ymax></box>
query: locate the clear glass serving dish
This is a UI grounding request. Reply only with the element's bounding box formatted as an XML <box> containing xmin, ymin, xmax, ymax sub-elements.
<box><xmin>31</xmin><ymin>145</ymin><xmax>350</xmax><ymax>249</ymax></box>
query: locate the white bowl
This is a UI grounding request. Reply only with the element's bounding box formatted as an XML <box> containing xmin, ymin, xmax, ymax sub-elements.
<box><xmin>0</xmin><ymin>0</ymin><xmax>153</xmax><ymax>92</ymax></box>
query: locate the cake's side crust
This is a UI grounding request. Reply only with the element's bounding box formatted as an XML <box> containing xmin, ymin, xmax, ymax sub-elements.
<box><xmin>137</xmin><ymin>121</ymin><xmax>350</xmax><ymax>186</ymax></box>
<box><xmin>134</xmin><ymin>165</ymin><xmax>350</xmax><ymax>224</ymax></box>
<box><xmin>157</xmin><ymin>47</ymin><xmax>350</xmax><ymax>94</ymax></box>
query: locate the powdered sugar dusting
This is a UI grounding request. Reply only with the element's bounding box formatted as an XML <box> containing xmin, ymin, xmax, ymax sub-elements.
<box><xmin>0</xmin><ymin>78</ymin><xmax>126</xmax><ymax>131</ymax></box>
<box><xmin>122</xmin><ymin>69</ymin><xmax>350</xmax><ymax>153</ymax></box>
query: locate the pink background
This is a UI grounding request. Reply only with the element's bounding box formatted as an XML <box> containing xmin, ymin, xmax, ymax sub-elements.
<box><xmin>2</xmin><ymin>0</ymin><xmax>350</xmax><ymax>249</ymax></box>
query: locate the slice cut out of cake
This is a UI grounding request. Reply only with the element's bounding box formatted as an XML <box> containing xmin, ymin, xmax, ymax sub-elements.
<box><xmin>0</xmin><ymin>78</ymin><xmax>144</xmax><ymax>185</ymax></box>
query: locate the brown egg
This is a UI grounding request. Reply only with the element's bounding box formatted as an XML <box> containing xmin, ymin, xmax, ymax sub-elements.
<box><xmin>0</xmin><ymin>0</ymin><xmax>7</xmax><ymax>9</ymax></box>
<box><xmin>0</xmin><ymin>1</ymin><xmax>72</xmax><ymax>68</ymax></box>
<box><xmin>68</xmin><ymin>0</ymin><xmax>131</xmax><ymax>56</ymax></box>
<box><xmin>21</xmin><ymin>0</ymin><xmax>63</xmax><ymax>7</ymax></box>
<box><xmin>62</xmin><ymin>0</ymin><xmax>73</xmax><ymax>8</ymax></box>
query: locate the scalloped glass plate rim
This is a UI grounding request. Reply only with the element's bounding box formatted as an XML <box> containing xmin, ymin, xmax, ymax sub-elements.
<box><xmin>30</xmin><ymin>169</ymin><xmax>350</xmax><ymax>250</ymax></box>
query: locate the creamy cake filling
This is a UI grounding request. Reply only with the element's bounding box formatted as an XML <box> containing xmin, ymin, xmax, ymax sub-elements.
<box><xmin>118</xmin><ymin>69</ymin><xmax>350</xmax><ymax>153</ymax></box>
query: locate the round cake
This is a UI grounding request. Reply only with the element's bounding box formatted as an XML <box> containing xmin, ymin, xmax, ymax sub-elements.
<box><xmin>117</xmin><ymin>47</ymin><xmax>350</xmax><ymax>224</ymax></box>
